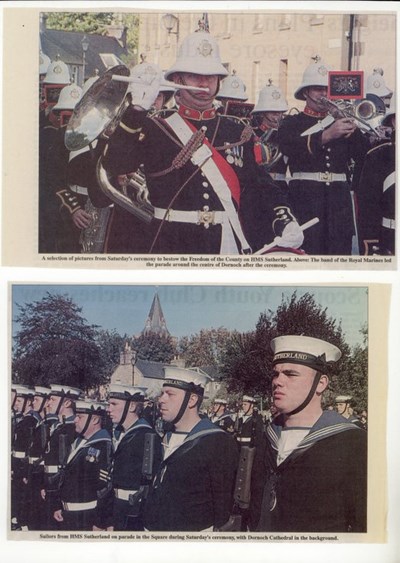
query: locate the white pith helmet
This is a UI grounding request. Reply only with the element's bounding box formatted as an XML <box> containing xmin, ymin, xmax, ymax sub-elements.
<box><xmin>43</xmin><ymin>56</ymin><xmax>71</xmax><ymax>85</ymax></box>
<box><xmin>252</xmin><ymin>80</ymin><xmax>288</xmax><ymax>112</ymax></box>
<box><xmin>294</xmin><ymin>55</ymin><xmax>332</xmax><ymax>100</ymax></box>
<box><xmin>39</xmin><ymin>51</ymin><xmax>51</xmax><ymax>76</ymax></box>
<box><xmin>164</xmin><ymin>31</ymin><xmax>229</xmax><ymax>80</ymax></box>
<box><xmin>365</xmin><ymin>68</ymin><xmax>393</xmax><ymax>97</ymax></box>
<box><xmin>217</xmin><ymin>70</ymin><xmax>248</xmax><ymax>101</ymax></box>
<box><xmin>53</xmin><ymin>83</ymin><xmax>82</xmax><ymax>111</ymax></box>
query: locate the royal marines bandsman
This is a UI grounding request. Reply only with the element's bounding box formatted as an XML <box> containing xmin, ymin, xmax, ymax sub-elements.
<box><xmin>144</xmin><ymin>367</ymin><xmax>239</xmax><ymax>531</ymax></box>
<box><xmin>105</xmin><ymin>384</ymin><xmax>162</xmax><ymax>531</ymax></box>
<box><xmin>252</xmin><ymin>81</ymin><xmax>289</xmax><ymax>194</ymax></box>
<box><xmin>250</xmin><ymin>335</ymin><xmax>367</xmax><ymax>532</ymax></box>
<box><xmin>278</xmin><ymin>56</ymin><xmax>369</xmax><ymax>255</ymax></box>
<box><xmin>357</xmin><ymin>95</ymin><xmax>395</xmax><ymax>255</ymax></box>
<box><xmin>98</xmin><ymin>30</ymin><xmax>303</xmax><ymax>254</ymax></box>
<box><xmin>53</xmin><ymin>399</ymin><xmax>112</xmax><ymax>531</ymax></box>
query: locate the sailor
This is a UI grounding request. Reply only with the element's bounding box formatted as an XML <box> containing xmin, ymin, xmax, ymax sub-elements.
<box><xmin>11</xmin><ymin>386</ymin><xmax>36</xmax><ymax>530</ymax></box>
<box><xmin>356</xmin><ymin>94</ymin><xmax>395</xmax><ymax>255</ymax></box>
<box><xmin>144</xmin><ymin>366</ymin><xmax>239</xmax><ymax>531</ymax></box>
<box><xmin>278</xmin><ymin>56</ymin><xmax>369</xmax><ymax>255</ymax></box>
<box><xmin>52</xmin><ymin>399</ymin><xmax>112</xmax><ymax>531</ymax></box>
<box><xmin>105</xmin><ymin>384</ymin><xmax>162</xmax><ymax>531</ymax></box>
<box><xmin>235</xmin><ymin>395</ymin><xmax>264</xmax><ymax>448</ymax></box>
<box><xmin>210</xmin><ymin>398</ymin><xmax>235</xmax><ymax>433</ymax></box>
<box><xmin>334</xmin><ymin>395</ymin><xmax>365</xmax><ymax>429</ymax></box>
<box><xmin>42</xmin><ymin>384</ymin><xmax>82</xmax><ymax>529</ymax></box>
<box><xmin>251</xmin><ymin>80</ymin><xmax>289</xmax><ymax>192</ymax></box>
<box><xmin>250</xmin><ymin>335</ymin><xmax>367</xmax><ymax>532</ymax></box>
<box><xmin>99</xmin><ymin>30</ymin><xmax>303</xmax><ymax>254</ymax></box>
<box><xmin>24</xmin><ymin>386</ymin><xmax>56</xmax><ymax>530</ymax></box>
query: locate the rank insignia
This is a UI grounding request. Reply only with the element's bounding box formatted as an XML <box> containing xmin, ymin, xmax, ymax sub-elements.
<box><xmin>86</xmin><ymin>447</ymin><xmax>100</xmax><ymax>463</ymax></box>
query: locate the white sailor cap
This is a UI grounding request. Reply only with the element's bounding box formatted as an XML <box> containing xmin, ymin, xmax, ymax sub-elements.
<box><xmin>13</xmin><ymin>385</ymin><xmax>35</xmax><ymax>397</ymax></box>
<box><xmin>163</xmin><ymin>366</ymin><xmax>211</xmax><ymax>396</ymax></box>
<box><xmin>335</xmin><ymin>395</ymin><xmax>353</xmax><ymax>403</ymax></box>
<box><xmin>271</xmin><ymin>335</ymin><xmax>342</xmax><ymax>372</ymax></box>
<box><xmin>242</xmin><ymin>395</ymin><xmax>257</xmax><ymax>403</ymax></box>
<box><xmin>214</xmin><ymin>398</ymin><xmax>228</xmax><ymax>405</ymax></box>
<box><xmin>75</xmin><ymin>399</ymin><xmax>106</xmax><ymax>415</ymax></box>
<box><xmin>49</xmin><ymin>384</ymin><xmax>82</xmax><ymax>399</ymax></box>
<box><xmin>34</xmin><ymin>386</ymin><xmax>51</xmax><ymax>397</ymax></box>
<box><xmin>108</xmin><ymin>384</ymin><xmax>147</xmax><ymax>402</ymax></box>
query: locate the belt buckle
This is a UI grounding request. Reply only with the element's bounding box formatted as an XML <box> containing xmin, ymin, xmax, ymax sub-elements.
<box><xmin>198</xmin><ymin>208</ymin><xmax>215</xmax><ymax>229</ymax></box>
<box><xmin>319</xmin><ymin>171</ymin><xmax>332</xmax><ymax>182</ymax></box>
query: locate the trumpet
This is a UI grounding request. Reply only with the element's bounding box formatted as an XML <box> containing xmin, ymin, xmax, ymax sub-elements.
<box><xmin>320</xmin><ymin>94</ymin><xmax>387</xmax><ymax>139</ymax></box>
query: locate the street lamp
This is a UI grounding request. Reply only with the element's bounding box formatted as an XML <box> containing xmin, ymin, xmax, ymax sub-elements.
<box><xmin>81</xmin><ymin>35</ymin><xmax>89</xmax><ymax>85</ymax></box>
<box><xmin>131</xmin><ymin>349</ymin><xmax>138</xmax><ymax>386</ymax></box>
<box><xmin>162</xmin><ymin>13</ymin><xmax>179</xmax><ymax>38</ymax></box>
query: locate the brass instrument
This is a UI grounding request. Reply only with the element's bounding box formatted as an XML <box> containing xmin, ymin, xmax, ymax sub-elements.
<box><xmin>320</xmin><ymin>94</ymin><xmax>387</xmax><ymax>139</ymax></box>
<box><xmin>65</xmin><ymin>65</ymin><xmax>210</xmax><ymax>223</ymax></box>
<box><xmin>79</xmin><ymin>198</ymin><xmax>112</xmax><ymax>253</ymax></box>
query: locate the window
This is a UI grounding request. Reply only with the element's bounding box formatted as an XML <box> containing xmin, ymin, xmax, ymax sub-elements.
<box><xmin>99</xmin><ymin>53</ymin><xmax>125</xmax><ymax>69</ymax></box>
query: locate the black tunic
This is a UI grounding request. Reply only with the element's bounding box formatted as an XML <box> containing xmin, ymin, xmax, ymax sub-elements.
<box><xmin>250</xmin><ymin>411</ymin><xmax>367</xmax><ymax>533</ymax></box>
<box><xmin>56</xmin><ymin>428</ymin><xmax>112</xmax><ymax>531</ymax></box>
<box><xmin>356</xmin><ymin>139</ymin><xmax>395</xmax><ymax>254</ymax></box>
<box><xmin>144</xmin><ymin>418</ymin><xmax>239</xmax><ymax>531</ymax></box>
<box><xmin>108</xmin><ymin>418</ymin><xmax>162</xmax><ymax>531</ymax></box>
<box><xmin>278</xmin><ymin>112</ymin><xmax>369</xmax><ymax>255</ymax></box>
<box><xmin>99</xmin><ymin>105</ymin><xmax>287</xmax><ymax>254</ymax></box>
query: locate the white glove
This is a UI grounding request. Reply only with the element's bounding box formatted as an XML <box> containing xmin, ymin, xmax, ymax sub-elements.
<box><xmin>273</xmin><ymin>220</ymin><xmax>304</xmax><ymax>249</ymax></box>
<box><xmin>127</xmin><ymin>63</ymin><xmax>163</xmax><ymax>111</ymax></box>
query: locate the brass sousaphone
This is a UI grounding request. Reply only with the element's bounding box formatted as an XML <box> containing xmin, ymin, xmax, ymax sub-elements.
<box><xmin>65</xmin><ymin>65</ymin><xmax>211</xmax><ymax>224</ymax></box>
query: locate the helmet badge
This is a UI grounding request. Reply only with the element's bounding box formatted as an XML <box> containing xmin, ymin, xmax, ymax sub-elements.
<box><xmin>197</xmin><ymin>39</ymin><xmax>213</xmax><ymax>57</ymax></box>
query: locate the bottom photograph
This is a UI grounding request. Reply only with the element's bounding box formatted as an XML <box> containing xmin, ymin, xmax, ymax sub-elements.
<box><xmin>8</xmin><ymin>283</ymin><xmax>386</xmax><ymax>542</ymax></box>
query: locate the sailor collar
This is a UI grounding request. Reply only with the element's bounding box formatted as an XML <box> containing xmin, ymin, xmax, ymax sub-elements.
<box><xmin>178</xmin><ymin>104</ymin><xmax>217</xmax><ymax>121</ymax></box>
<box><xmin>303</xmin><ymin>106</ymin><xmax>328</xmax><ymax>118</ymax></box>
<box><xmin>267</xmin><ymin>410</ymin><xmax>361</xmax><ymax>453</ymax></box>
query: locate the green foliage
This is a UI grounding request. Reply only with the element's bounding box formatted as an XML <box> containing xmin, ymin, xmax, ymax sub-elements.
<box><xmin>221</xmin><ymin>292</ymin><xmax>368</xmax><ymax>411</ymax></box>
<box><xmin>178</xmin><ymin>327</ymin><xmax>233</xmax><ymax>369</ymax></box>
<box><xmin>45</xmin><ymin>12</ymin><xmax>115</xmax><ymax>34</ymax></box>
<box><xmin>132</xmin><ymin>333</ymin><xmax>176</xmax><ymax>363</ymax></box>
<box><xmin>12</xmin><ymin>293</ymin><xmax>105</xmax><ymax>392</ymax></box>
<box><xmin>95</xmin><ymin>329</ymin><xmax>128</xmax><ymax>381</ymax></box>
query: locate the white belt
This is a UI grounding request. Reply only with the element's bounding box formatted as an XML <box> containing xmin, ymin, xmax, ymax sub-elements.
<box><xmin>62</xmin><ymin>500</ymin><xmax>97</xmax><ymax>512</ymax></box>
<box><xmin>28</xmin><ymin>456</ymin><xmax>40</xmax><ymax>464</ymax></box>
<box><xmin>12</xmin><ymin>451</ymin><xmax>27</xmax><ymax>459</ymax></box>
<box><xmin>69</xmin><ymin>184</ymin><xmax>88</xmax><ymax>196</ymax></box>
<box><xmin>269</xmin><ymin>173</ymin><xmax>288</xmax><ymax>182</ymax></box>
<box><xmin>44</xmin><ymin>465</ymin><xmax>59</xmax><ymax>474</ymax></box>
<box><xmin>236</xmin><ymin>436</ymin><xmax>252</xmax><ymax>443</ymax></box>
<box><xmin>292</xmin><ymin>172</ymin><xmax>347</xmax><ymax>183</ymax></box>
<box><xmin>154</xmin><ymin>207</ymin><xmax>225</xmax><ymax>228</ymax></box>
<box><xmin>382</xmin><ymin>217</ymin><xmax>396</xmax><ymax>229</ymax></box>
<box><xmin>114</xmin><ymin>488</ymin><xmax>138</xmax><ymax>501</ymax></box>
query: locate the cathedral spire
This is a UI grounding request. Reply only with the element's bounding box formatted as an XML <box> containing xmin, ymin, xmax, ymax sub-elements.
<box><xmin>142</xmin><ymin>292</ymin><xmax>171</xmax><ymax>338</ymax></box>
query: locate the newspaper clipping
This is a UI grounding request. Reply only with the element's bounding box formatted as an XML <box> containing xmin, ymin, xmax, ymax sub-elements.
<box><xmin>9</xmin><ymin>282</ymin><xmax>387</xmax><ymax>543</ymax></box>
<box><xmin>1</xmin><ymin>4</ymin><xmax>397</xmax><ymax>269</ymax></box>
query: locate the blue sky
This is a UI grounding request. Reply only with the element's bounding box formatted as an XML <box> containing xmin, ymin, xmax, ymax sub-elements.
<box><xmin>11</xmin><ymin>284</ymin><xmax>368</xmax><ymax>348</ymax></box>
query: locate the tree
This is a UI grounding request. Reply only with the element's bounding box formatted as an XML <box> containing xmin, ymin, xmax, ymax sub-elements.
<box><xmin>45</xmin><ymin>12</ymin><xmax>115</xmax><ymax>34</ymax></box>
<box><xmin>132</xmin><ymin>333</ymin><xmax>176</xmax><ymax>363</ymax></box>
<box><xmin>95</xmin><ymin>328</ymin><xmax>128</xmax><ymax>382</ymax></box>
<box><xmin>178</xmin><ymin>327</ymin><xmax>233</xmax><ymax>369</ymax></box>
<box><xmin>12</xmin><ymin>293</ymin><xmax>105</xmax><ymax>392</ymax></box>
<box><xmin>221</xmin><ymin>292</ymin><xmax>366</xmax><ymax>408</ymax></box>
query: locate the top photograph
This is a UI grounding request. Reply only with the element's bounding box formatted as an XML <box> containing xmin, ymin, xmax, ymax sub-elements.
<box><xmin>2</xmin><ymin>6</ymin><xmax>397</xmax><ymax>269</ymax></box>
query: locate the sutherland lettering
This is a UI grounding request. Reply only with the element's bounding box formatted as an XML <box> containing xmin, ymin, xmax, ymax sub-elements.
<box><xmin>274</xmin><ymin>352</ymin><xmax>311</xmax><ymax>361</ymax></box>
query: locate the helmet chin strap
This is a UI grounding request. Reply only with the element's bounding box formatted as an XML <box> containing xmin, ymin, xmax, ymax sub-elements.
<box><xmin>285</xmin><ymin>372</ymin><xmax>322</xmax><ymax>417</ymax></box>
